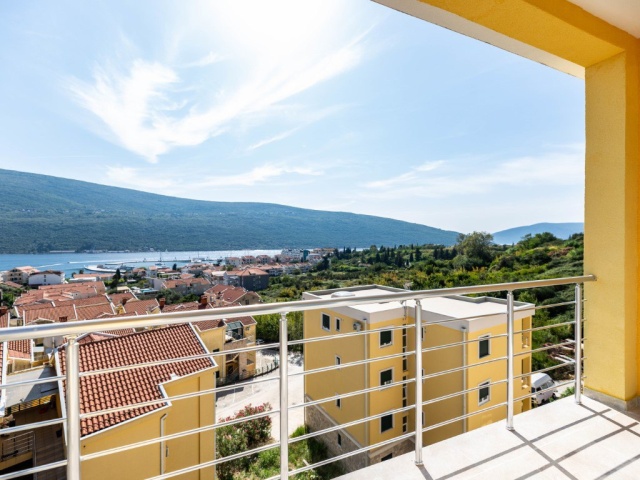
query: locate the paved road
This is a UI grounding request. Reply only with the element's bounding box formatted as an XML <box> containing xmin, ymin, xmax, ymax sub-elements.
<box><xmin>216</xmin><ymin>349</ymin><xmax>304</xmax><ymax>441</ymax></box>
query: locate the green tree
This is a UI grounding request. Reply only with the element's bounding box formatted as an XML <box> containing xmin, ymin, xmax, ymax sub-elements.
<box><xmin>110</xmin><ymin>268</ymin><xmax>122</xmax><ymax>289</ymax></box>
<box><xmin>456</xmin><ymin>232</ymin><xmax>495</xmax><ymax>265</ymax></box>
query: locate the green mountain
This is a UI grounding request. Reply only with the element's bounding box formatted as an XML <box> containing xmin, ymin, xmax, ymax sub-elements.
<box><xmin>0</xmin><ymin>169</ymin><xmax>459</xmax><ymax>253</ymax></box>
<box><xmin>493</xmin><ymin>222</ymin><xmax>584</xmax><ymax>245</ymax></box>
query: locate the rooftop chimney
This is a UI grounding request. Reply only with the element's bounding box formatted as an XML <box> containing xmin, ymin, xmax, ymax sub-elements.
<box><xmin>59</xmin><ymin>316</ymin><xmax>68</xmax><ymax>323</ymax></box>
<box><xmin>200</xmin><ymin>295</ymin><xmax>208</xmax><ymax>305</ymax></box>
<box><xmin>122</xmin><ymin>297</ymin><xmax>128</xmax><ymax>306</ymax></box>
<box><xmin>0</xmin><ymin>306</ymin><xmax>8</xmax><ymax>316</ymax></box>
<box><xmin>159</xmin><ymin>297</ymin><xmax>166</xmax><ymax>309</ymax></box>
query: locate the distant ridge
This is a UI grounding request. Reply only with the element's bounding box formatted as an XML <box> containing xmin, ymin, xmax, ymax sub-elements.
<box><xmin>493</xmin><ymin>222</ymin><xmax>584</xmax><ymax>245</ymax></box>
<box><xmin>0</xmin><ymin>169</ymin><xmax>460</xmax><ymax>253</ymax></box>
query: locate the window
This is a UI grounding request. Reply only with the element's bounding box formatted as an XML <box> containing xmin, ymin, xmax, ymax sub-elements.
<box><xmin>402</xmin><ymin>416</ymin><xmax>408</xmax><ymax>433</ymax></box>
<box><xmin>478</xmin><ymin>380</ymin><xmax>490</xmax><ymax>405</ymax></box>
<box><xmin>336</xmin><ymin>397</ymin><xmax>341</xmax><ymax>408</ymax></box>
<box><xmin>336</xmin><ymin>317</ymin><xmax>341</xmax><ymax>331</ymax></box>
<box><xmin>402</xmin><ymin>356</ymin><xmax>408</xmax><ymax>371</ymax></box>
<box><xmin>322</xmin><ymin>313</ymin><xmax>330</xmax><ymax>331</ymax></box>
<box><xmin>380</xmin><ymin>369</ymin><xmax>392</xmax><ymax>386</ymax></box>
<box><xmin>479</xmin><ymin>335</ymin><xmax>490</xmax><ymax>358</ymax></box>
<box><xmin>336</xmin><ymin>356</ymin><xmax>341</xmax><ymax>366</ymax></box>
<box><xmin>380</xmin><ymin>330</ymin><xmax>392</xmax><ymax>347</ymax></box>
<box><xmin>380</xmin><ymin>414</ymin><xmax>393</xmax><ymax>433</ymax></box>
<box><xmin>402</xmin><ymin>376</ymin><xmax>407</xmax><ymax>399</ymax></box>
<box><xmin>402</xmin><ymin>327</ymin><xmax>407</xmax><ymax>349</ymax></box>
<box><xmin>337</xmin><ymin>433</ymin><xmax>342</xmax><ymax>446</ymax></box>
<box><xmin>381</xmin><ymin>453</ymin><xmax>393</xmax><ymax>462</ymax></box>
<box><xmin>212</xmin><ymin>348</ymin><xmax>220</xmax><ymax>353</ymax></box>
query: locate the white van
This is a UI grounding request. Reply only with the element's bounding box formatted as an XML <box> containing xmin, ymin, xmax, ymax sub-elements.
<box><xmin>531</xmin><ymin>373</ymin><xmax>557</xmax><ymax>405</ymax></box>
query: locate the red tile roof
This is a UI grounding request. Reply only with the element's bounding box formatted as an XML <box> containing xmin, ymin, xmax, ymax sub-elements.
<box><xmin>24</xmin><ymin>305</ymin><xmax>77</xmax><ymax>324</ymax></box>
<box><xmin>7</xmin><ymin>339</ymin><xmax>32</xmax><ymax>359</ymax></box>
<box><xmin>122</xmin><ymin>299</ymin><xmax>160</xmax><ymax>315</ymax></box>
<box><xmin>193</xmin><ymin>319</ymin><xmax>226</xmax><ymax>332</ymax></box>
<box><xmin>161</xmin><ymin>302</ymin><xmax>212</xmax><ymax>313</ymax></box>
<box><xmin>76</xmin><ymin>304</ymin><xmax>116</xmax><ymax>321</ymax></box>
<box><xmin>56</xmin><ymin>324</ymin><xmax>214</xmax><ymax>437</ymax></box>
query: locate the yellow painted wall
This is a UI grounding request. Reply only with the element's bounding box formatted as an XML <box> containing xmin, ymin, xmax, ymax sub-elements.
<box><xmin>379</xmin><ymin>0</ymin><xmax>640</xmax><ymax>406</ymax></box>
<box><xmin>304</xmin><ymin>306</ymin><xmax>533</xmax><ymax>451</ymax></box>
<box><xmin>196</xmin><ymin>327</ymin><xmax>227</xmax><ymax>378</ymax></box>
<box><xmin>465</xmin><ymin>317</ymin><xmax>531</xmax><ymax>431</ymax></box>
<box><xmin>80</xmin><ymin>369</ymin><xmax>215</xmax><ymax>480</ymax></box>
<box><xmin>366</xmin><ymin>317</ymin><xmax>406</xmax><ymax>449</ymax></box>
<box><xmin>304</xmin><ymin>309</ymin><xmax>367</xmax><ymax>446</ymax></box>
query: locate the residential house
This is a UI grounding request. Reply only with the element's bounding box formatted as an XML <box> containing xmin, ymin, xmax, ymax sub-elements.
<box><xmin>55</xmin><ymin>324</ymin><xmax>217</xmax><ymax>479</ymax></box>
<box><xmin>226</xmin><ymin>268</ymin><xmax>269</xmax><ymax>291</ymax></box>
<box><xmin>256</xmin><ymin>255</ymin><xmax>272</xmax><ymax>265</ymax></box>
<box><xmin>204</xmin><ymin>285</ymin><xmax>262</xmax><ymax>307</ymax></box>
<box><xmin>152</xmin><ymin>277</ymin><xmax>211</xmax><ymax>296</ymax></box>
<box><xmin>302</xmin><ymin>285</ymin><xmax>534</xmax><ymax>471</ymax></box>
<box><xmin>241</xmin><ymin>255</ymin><xmax>256</xmax><ymax>265</ymax></box>
<box><xmin>6</xmin><ymin>266</ymin><xmax>39</xmax><ymax>285</ymax></box>
<box><xmin>224</xmin><ymin>257</ymin><xmax>242</xmax><ymax>268</ymax></box>
<box><xmin>193</xmin><ymin>316</ymin><xmax>257</xmax><ymax>382</ymax></box>
<box><xmin>28</xmin><ymin>270</ymin><xmax>65</xmax><ymax>287</ymax></box>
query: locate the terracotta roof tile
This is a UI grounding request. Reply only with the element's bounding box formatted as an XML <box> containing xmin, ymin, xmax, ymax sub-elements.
<box><xmin>8</xmin><ymin>339</ymin><xmax>32</xmax><ymax>359</ymax></box>
<box><xmin>123</xmin><ymin>299</ymin><xmax>160</xmax><ymax>315</ymax></box>
<box><xmin>57</xmin><ymin>324</ymin><xmax>214</xmax><ymax>437</ymax></box>
<box><xmin>76</xmin><ymin>304</ymin><xmax>116</xmax><ymax>320</ymax></box>
<box><xmin>108</xmin><ymin>292</ymin><xmax>137</xmax><ymax>305</ymax></box>
<box><xmin>161</xmin><ymin>302</ymin><xmax>212</xmax><ymax>313</ymax></box>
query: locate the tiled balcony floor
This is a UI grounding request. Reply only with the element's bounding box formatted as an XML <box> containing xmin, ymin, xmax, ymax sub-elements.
<box><xmin>338</xmin><ymin>397</ymin><xmax>640</xmax><ymax>480</ymax></box>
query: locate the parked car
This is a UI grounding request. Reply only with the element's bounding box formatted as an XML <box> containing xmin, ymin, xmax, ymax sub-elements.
<box><xmin>256</xmin><ymin>339</ymin><xmax>265</xmax><ymax>345</ymax></box>
<box><xmin>531</xmin><ymin>373</ymin><xmax>557</xmax><ymax>405</ymax></box>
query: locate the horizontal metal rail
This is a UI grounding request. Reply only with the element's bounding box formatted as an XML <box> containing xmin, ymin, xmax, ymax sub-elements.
<box><xmin>514</xmin><ymin>340</ymin><xmax>575</xmax><ymax>358</ymax></box>
<box><xmin>291</xmin><ymin>348</ymin><xmax>416</xmax><ymax>378</ymax></box>
<box><xmin>0</xmin><ymin>374</ymin><xmax>63</xmax><ymax>391</ymax></box>
<box><xmin>287</xmin><ymin>404</ymin><xmax>416</xmax><ymax>445</ymax></box>
<box><xmin>514</xmin><ymin>320</ymin><xmax>576</xmax><ymax>335</ymax></box>
<box><xmin>292</xmin><ymin>377</ymin><xmax>416</xmax><ymax>411</ymax></box>
<box><xmin>0</xmin><ymin>418</ymin><xmax>65</xmax><ymax>436</ymax></box>
<box><xmin>514</xmin><ymin>379</ymin><xmax>576</xmax><ymax>403</ymax></box>
<box><xmin>0</xmin><ymin>460</ymin><xmax>67</xmax><ymax>480</ymax></box>
<box><xmin>422</xmin><ymin>379</ymin><xmax>508</xmax><ymax>406</ymax></box>
<box><xmin>422</xmin><ymin>355</ymin><xmax>508</xmax><ymax>380</ymax></box>
<box><xmin>514</xmin><ymin>361</ymin><xmax>576</xmax><ymax>380</ymax></box>
<box><xmin>0</xmin><ymin>275</ymin><xmax>596</xmax><ymax>343</ymax></box>
<box><xmin>288</xmin><ymin>321</ymin><xmax>413</xmax><ymax>347</ymax></box>
<box><xmin>534</xmin><ymin>300</ymin><xmax>576</xmax><ymax>310</ymax></box>
<box><xmin>422</xmin><ymin>401</ymin><xmax>507</xmax><ymax>433</ymax></box>
<box><xmin>285</xmin><ymin>431</ymin><xmax>416</xmax><ymax>479</ymax></box>
<box><xmin>421</xmin><ymin>333</ymin><xmax>507</xmax><ymax>354</ymax></box>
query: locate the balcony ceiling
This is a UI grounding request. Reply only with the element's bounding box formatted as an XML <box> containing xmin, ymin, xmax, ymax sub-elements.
<box><xmin>568</xmin><ymin>0</ymin><xmax>640</xmax><ymax>38</ymax></box>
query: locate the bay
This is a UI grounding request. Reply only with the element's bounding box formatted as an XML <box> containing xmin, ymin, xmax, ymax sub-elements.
<box><xmin>0</xmin><ymin>249</ymin><xmax>282</xmax><ymax>276</ymax></box>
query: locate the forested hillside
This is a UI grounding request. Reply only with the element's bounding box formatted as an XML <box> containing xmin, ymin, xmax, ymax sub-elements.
<box><xmin>0</xmin><ymin>169</ymin><xmax>458</xmax><ymax>252</ymax></box>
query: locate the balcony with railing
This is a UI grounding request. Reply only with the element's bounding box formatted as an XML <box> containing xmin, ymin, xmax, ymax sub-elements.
<box><xmin>3</xmin><ymin>274</ymin><xmax>640</xmax><ymax>480</ymax></box>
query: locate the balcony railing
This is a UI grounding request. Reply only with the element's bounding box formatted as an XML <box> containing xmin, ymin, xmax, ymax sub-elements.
<box><xmin>0</xmin><ymin>274</ymin><xmax>594</xmax><ymax>480</ymax></box>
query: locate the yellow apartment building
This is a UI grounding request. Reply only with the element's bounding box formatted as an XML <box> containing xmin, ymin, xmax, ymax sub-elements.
<box><xmin>54</xmin><ymin>324</ymin><xmax>218</xmax><ymax>480</ymax></box>
<box><xmin>303</xmin><ymin>285</ymin><xmax>534</xmax><ymax>471</ymax></box>
<box><xmin>192</xmin><ymin>316</ymin><xmax>257</xmax><ymax>382</ymax></box>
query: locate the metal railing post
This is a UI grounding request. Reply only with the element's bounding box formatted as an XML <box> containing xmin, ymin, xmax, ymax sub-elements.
<box><xmin>506</xmin><ymin>291</ymin><xmax>515</xmax><ymax>431</ymax></box>
<box><xmin>279</xmin><ymin>312</ymin><xmax>289</xmax><ymax>478</ymax></box>
<box><xmin>414</xmin><ymin>300</ymin><xmax>423</xmax><ymax>465</ymax></box>
<box><xmin>574</xmin><ymin>284</ymin><xmax>583</xmax><ymax>405</ymax></box>
<box><xmin>66</xmin><ymin>336</ymin><xmax>81</xmax><ymax>480</ymax></box>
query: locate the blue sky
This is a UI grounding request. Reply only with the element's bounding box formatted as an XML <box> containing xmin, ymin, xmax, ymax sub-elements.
<box><xmin>0</xmin><ymin>0</ymin><xmax>585</xmax><ymax>233</ymax></box>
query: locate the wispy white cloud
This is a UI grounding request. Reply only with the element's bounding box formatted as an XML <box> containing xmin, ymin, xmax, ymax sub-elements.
<box><xmin>196</xmin><ymin>164</ymin><xmax>323</xmax><ymax>187</ymax></box>
<box><xmin>181</xmin><ymin>52</ymin><xmax>224</xmax><ymax>68</ymax></box>
<box><xmin>106</xmin><ymin>166</ymin><xmax>176</xmax><ymax>189</ymax></box>
<box><xmin>362</xmin><ymin>150</ymin><xmax>584</xmax><ymax>199</ymax></box>
<box><xmin>68</xmin><ymin>2</ymin><xmax>376</xmax><ymax>163</ymax></box>
<box><xmin>246</xmin><ymin>128</ymin><xmax>300</xmax><ymax>152</ymax></box>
